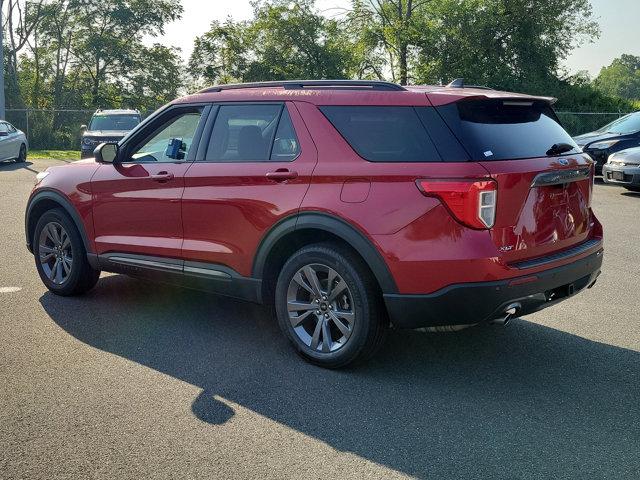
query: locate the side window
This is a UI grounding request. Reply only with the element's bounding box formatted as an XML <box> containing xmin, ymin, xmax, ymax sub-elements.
<box><xmin>6</xmin><ymin>123</ymin><xmax>16</xmax><ymax>133</ymax></box>
<box><xmin>205</xmin><ymin>104</ymin><xmax>283</xmax><ymax>162</ymax></box>
<box><xmin>320</xmin><ymin>106</ymin><xmax>442</xmax><ymax>162</ymax></box>
<box><xmin>0</xmin><ymin>123</ymin><xmax>8</xmax><ymax>135</ymax></box>
<box><xmin>271</xmin><ymin>108</ymin><xmax>300</xmax><ymax>161</ymax></box>
<box><xmin>129</xmin><ymin>108</ymin><xmax>203</xmax><ymax>163</ymax></box>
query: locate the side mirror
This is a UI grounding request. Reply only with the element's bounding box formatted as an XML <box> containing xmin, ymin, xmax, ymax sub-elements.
<box><xmin>94</xmin><ymin>143</ymin><xmax>119</xmax><ymax>163</ymax></box>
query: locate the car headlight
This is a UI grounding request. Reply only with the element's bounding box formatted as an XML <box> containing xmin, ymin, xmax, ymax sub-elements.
<box><xmin>589</xmin><ymin>140</ymin><xmax>620</xmax><ymax>150</ymax></box>
<box><xmin>35</xmin><ymin>170</ymin><xmax>50</xmax><ymax>185</ymax></box>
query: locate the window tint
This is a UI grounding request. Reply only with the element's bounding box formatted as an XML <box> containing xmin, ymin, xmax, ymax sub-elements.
<box><xmin>271</xmin><ymin>108</ymin><xmax>300</xmax><ymax>161</ymax></box>
<box><xmin>320</xmin><ymin>106</ymin><xmax>441</xmax><ymax>162</ymax></box>
<box><xmin>206</xmin><ymin>104</ymin><xmax>282</xmax><ymax>161</ymax></box>
<box><xmin>437</xmin><ymin>100</ymin><xmax>579</xmax><ymax>161</ymax></box>
<box><xmin>130</xmin><ymin>109</ymin><xmax>203</xmax><ymax>163</ymax></box>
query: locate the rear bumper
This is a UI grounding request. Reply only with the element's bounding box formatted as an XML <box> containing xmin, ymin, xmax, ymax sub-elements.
<box><xmin>384</xmin><ymin>249</ymin><xmax>603</xmax><ymax>329</ymax></box>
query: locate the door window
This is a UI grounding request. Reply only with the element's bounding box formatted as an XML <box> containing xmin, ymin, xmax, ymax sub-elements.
<box><xmin>205</xmin><ymin>104</ymin><xmax>299</xmax><ymax>162</ymax></box>
<box><xmin>129</xmin><ymin>109</ymin><xmax>203</xmax><ymax>163</ymax></box>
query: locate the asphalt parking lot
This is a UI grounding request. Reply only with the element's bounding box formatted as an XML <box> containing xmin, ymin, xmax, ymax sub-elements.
<box><xmin>1</xmin><ymin>158</ymin><xmax>639</xmax><ymax>479</ymax></box>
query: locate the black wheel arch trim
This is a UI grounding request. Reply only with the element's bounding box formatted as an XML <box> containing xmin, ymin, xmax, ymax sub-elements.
<box><xmin>252</xmin><ymin>212</ymin><xmax>398</xmax><ymax>294</ymax></box>
<box><xmin>25</xmin><ymin>189</ymin><xmax>92</xmax><ymax>255</ymax></box>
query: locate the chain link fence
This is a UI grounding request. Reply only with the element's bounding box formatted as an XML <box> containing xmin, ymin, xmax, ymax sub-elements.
<box><xmin>3</xmin><ymin>108</ymin><xmax>636</xmax><ymax>150</ymax></box>
<box><xmin>4</xmin><ymin>109</ymin><xmax>154</xmax><ymax>151</ymax></box>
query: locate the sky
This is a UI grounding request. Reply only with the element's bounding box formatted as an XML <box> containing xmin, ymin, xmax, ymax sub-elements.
<box><xmin>151</xmin><ymin>0</ymin><xmax>640</xmax><ymax>78</ymax></box>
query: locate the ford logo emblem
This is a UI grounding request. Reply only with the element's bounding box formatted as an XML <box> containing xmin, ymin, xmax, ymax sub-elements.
<box><xmin>559</xmin><ymin>159</ymin><xmax>569</xmax><ymax>166</ymax></box>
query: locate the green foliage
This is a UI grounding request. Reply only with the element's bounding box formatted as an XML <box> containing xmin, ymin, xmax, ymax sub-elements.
<box><xmin>189</xmin><ymin>0</ymin><xmax>355</xmax><ymax>86</ymax></box>
<box><xmin>594</xmin><ymin>54</ymin><xmax>640</xmax><ymax>102</ymax></box>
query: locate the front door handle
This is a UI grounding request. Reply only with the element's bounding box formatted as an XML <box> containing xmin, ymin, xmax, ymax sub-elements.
<box><xmin>266</xmin><ymin>169</ymin><xmax>298</xmax><ymax>182</ymax></box>
<box><xmin>151</xmin><ymin>171</ymin><xmax>174</xmax><ymax>183</ymax></box>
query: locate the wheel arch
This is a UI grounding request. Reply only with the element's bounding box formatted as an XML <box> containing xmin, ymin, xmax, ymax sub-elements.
<box><xmin>253</xmin><ymin>212</ymin><xmax>398</xmax><ymax>303</ymax></box>
<box><xmin>25</xmin><ymin>189</ymin><xmax>92</xmax><ymax>255</ymax></box>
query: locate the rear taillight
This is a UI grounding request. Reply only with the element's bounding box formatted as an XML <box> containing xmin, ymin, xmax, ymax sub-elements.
<box><xmin>416</xmin><ymin>179</ymin><xmax>497</xmax><ymax>229</ymax></box>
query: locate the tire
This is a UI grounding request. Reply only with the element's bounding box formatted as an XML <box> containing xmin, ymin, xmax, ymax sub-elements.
<box><xmin>275</xmin><ymin>242</ymin><xmax>388</xmax><ymax>368</ymax></box>
<box><xmin>15</xmin><ymin>144</ymin><xmax>26</xmax><ymax>163</ymax></box>
<box><xmin>624</xmin><ymin>185</ymin><xmax>640</xmax><ymax>193</ymax></box>
<box><xmin>33</xmin><ymin>208</ymin><xmax>100</xmax><ymax>296</ymax></box>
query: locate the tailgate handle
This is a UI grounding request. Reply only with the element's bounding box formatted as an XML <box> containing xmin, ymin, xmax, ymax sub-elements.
<box><xmin>531</xmin><ymin>168</ymin><xmax>590</xmax><ymax>187</ymax></box>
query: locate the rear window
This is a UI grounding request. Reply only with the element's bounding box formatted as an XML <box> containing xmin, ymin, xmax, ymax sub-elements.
<box><xmin>437</xmin><ymin>99</ymin><xmax>579</xmax><ymax>161</ymax></box>
<box><xmin>320</xmin><ymin>106</ymin><xmax>441</xmax><ymax>162</ymax></box>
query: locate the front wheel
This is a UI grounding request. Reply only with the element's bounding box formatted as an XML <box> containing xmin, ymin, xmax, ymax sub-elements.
<box><xmin>33</xmin><ymin>209</ymin><xmax>100</xmax><ymax>296</ymax></box>
<box><xmin>275</xmin><ymin>243</ymin><xmax>387</xmax><ymax>368</ymax></box>
<box><xmin>624</xmin><ymin>185</ymin><xmax>640</xmax><ymax>193</ymax></box>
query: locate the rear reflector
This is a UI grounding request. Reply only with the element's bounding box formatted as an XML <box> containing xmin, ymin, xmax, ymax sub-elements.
<box><xmin>416</xmin><ymin>179</ymin><xmax>497</xmax><ymax>229</ymax></box>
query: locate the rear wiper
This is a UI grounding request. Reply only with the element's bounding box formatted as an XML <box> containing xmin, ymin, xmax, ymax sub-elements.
<box><xmin>546</xmin><ymin>143</ymin><xmax>575</xmax><ymax>156</ymax></box>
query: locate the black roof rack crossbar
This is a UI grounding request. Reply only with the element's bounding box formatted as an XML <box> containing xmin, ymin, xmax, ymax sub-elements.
<box><xmin>200</xmin><ymin>80</ymin><xmax>407</xmax><ymax>93</ymax></box>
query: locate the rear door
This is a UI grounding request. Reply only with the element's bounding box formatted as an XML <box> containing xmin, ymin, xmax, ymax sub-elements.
<box><xmin>181</xmin><ymin>102</ymin><xmax>317</xmax><ymax>277</ymax></box>
<box><xmin>436</xmin><ymin>98</ymin><xmax>596</xmax><ymax>263</ymax></box>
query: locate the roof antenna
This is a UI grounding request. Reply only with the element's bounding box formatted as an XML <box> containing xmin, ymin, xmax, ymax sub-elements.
<box><xmin>446</xmin><ymin>78</ymin><xmax>465</xmax><ymax>88</ymax></box>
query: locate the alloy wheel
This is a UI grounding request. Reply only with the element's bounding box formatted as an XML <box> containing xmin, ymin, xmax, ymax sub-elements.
<box><xmin>286</xmin><ymin>263</ymin><xmax>355</xmax><ymax>353</ymax></box>
<box><xmin>38</xmin><ymin>222</ymin><xmax>73</xmax><ymax>285</ymax></box>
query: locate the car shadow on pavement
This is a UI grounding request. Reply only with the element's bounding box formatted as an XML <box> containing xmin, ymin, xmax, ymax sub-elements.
<box><xmin>40</xmin><ymin>274</ymin><xmax>640</xmax><ymax>479</ymax></box>
<box><xmin>0</xmin><ymin>160</ymin><xmax>38</xmax><ymax>173</ymax></box>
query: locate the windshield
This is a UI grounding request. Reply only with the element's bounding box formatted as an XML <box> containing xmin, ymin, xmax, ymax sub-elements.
<box><xmin>596</xmin><ymin>112</ymin><xmax>640</xmax><ymax>135</ymax></box>
<box><xmin>89</xmin><ymin>114</ymin><xmax>140</xmax><ymax>131</ymax></box>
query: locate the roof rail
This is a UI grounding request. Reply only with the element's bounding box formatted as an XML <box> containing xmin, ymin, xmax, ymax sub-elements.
<box><xmin>200</xmin><ymin>80</ymin><xmax>407</xmax><ymax>93</ymax></box>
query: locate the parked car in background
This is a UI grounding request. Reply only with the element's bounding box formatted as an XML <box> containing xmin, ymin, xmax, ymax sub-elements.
<box><xmin>80</xmin><ymin>109</ymin><xmax>141</xmax><ymax>158</ymax></box>
<box><xmin>603</xmin><ymin>146</ymin><xmax>640</xmax><ymax>192</ymax></box>
<box><xmin>26</xmin><ymin>80</ymin><xmax>603</xmax><ymax>368</ymax></box>
<box><xmin>0</xmin><ymin>121</ymin><xmax>27</xmax><ymax>163</ymax></box>
<box><xmin>574</xmin><ymin>111</ymin><xmax>640</xmax><ymax>175</ymax></box>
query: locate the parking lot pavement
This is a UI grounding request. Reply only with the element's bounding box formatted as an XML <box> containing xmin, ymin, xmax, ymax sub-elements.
<box><xmin>1</xmin><ymin>158</ymin><xmax>639</xmax><ymax>480</ymax></box>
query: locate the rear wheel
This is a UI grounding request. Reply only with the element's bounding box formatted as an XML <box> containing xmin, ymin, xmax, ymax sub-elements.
<box><xmin>33</xmin><ymin>209</ymin><xmax>100</xmax><ymax>296</ymax></box>
<box><xmin>15</xmin><ymin>144</ymin><xmax>26</xmax><ymax>163</ymax></box>
<box><xmin>275</xmin><ymin>243</ymin><xmax>387</xmax><ymax>368</ymax></box>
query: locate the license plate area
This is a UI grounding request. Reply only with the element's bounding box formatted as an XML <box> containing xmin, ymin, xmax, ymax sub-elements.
<box><xmin>612</xmin><ymin>171</ymin><xmax>625</xmax><ymax>181</ymax></box>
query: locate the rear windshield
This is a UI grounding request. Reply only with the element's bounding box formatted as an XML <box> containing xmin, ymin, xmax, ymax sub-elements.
<box><xmin>320</xmin><ymin>106</ymin><xmax>441</xmax><ymax>162</ymax></box>
<box><xmin>437</xmin><ymin>99</ymin><xmax>579</xmax><ymax>161</ymax></box>
<box><xmin>89</xmin><ymin>114</ymin><xmax>141</xmax><ymax>131</ymax></box>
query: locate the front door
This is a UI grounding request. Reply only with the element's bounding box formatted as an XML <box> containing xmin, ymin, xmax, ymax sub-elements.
<box><xmin>182</xmin><ymin>102</ymin><xmax>318</xmax><ymax>277</ymax></box>
<box><xmin>91</xmin><ymin>105</ymin><xmax>208</xmax><ymax>259</ymax></box>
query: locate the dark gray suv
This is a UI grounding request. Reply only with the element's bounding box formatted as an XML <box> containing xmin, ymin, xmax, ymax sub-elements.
<box><xmin>80</xmin><ymin>109</ymin><xmax>141</xmax><ymax>159</ymax></box>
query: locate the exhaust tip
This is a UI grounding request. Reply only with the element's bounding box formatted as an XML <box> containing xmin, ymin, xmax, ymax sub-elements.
<box><xmin>491</xmin><ymin>303</ymin><xmax>521</xmax><ymax>326</ymax></box>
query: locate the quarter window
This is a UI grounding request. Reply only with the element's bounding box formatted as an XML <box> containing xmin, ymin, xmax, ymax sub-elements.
<box><xmin>320</xmin><ymin>106</ymin><xmax>442</xmax><ymax>162</ymax></box>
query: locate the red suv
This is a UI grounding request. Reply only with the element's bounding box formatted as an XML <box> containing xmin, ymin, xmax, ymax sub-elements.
<box><xmin>26</xmin><ymin>80</ymin><xmax>603</xmax><ymax>368</ymax></box>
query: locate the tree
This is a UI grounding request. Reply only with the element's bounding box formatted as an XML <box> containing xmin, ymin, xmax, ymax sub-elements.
<box><xmin>413</xmin><ymin>0</ymin><xmax>599</xmax><ymax>91</ymax></box>
<box><xmin>594</xmin><ymin>55</ymin><xmax>640</xmax><ymax>101</ymax></box>
<box><xmin>189</xmin><ymin>0</ymin><xmax>355</xmax><ymax>86</ymax></box>
<box><xmin>70</xmin><ymin>0</ymin><xmax>182</xmax><ymax>105</ymax></box>
<box><xmin>348</xmin><ymin>0</ymin><xmax>432</xmax><ymax>85</ymax></box>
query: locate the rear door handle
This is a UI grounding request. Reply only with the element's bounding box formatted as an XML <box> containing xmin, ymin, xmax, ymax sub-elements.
<box><xmin>266</xmin><ymin>169</ymin><xmax>298</xmax><ymax>182</ymax></box>
<box><xmin>151</xmin><ymin>172</ymin><xmax>174</xmax><ymax>182</ymax></box>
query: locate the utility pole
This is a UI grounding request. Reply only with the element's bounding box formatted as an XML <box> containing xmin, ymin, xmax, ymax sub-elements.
<box><xmin>0</xmin><ymin>0</ymin><xmax>5</xmax><ymax>120</ymax></box>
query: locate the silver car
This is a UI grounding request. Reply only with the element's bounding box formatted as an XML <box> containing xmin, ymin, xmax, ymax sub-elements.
<box><xmin>0</xmin><ymin>121</ymin><xmax>27</xmax><ymax>163</ymax></box>
<box><xmin>603</xmin><ymin>147</ymin><xmax>640</xmax><ymax>192</ymax></box>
